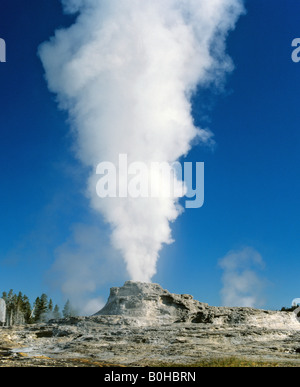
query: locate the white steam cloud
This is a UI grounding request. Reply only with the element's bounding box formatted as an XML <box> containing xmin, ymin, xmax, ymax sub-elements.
<box><xmin>219</xmin><ymin>247</ymin><xmax>267</xmax><ymax>308</ymax></box>
<box><xmin>50</xmin><ymin>223</ymin><xmax>126</xmax><ymax>315</ymax></box>
<box><xmin>39</xmin><ymin>0</ymin><xmax>244</xmax><ymax>282</ymax></box>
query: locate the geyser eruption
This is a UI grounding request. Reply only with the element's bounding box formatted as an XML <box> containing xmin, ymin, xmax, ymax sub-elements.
<box><xmin>40</xmin><ymin>0</ymin><xmax>244</xmax><ymax>282</ymax></box>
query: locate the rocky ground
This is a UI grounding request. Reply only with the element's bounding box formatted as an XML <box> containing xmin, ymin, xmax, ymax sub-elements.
<box><xmin>1</xmin><ymin>281</ymin><xmax>300</xmax><ymax>367</ymax></box>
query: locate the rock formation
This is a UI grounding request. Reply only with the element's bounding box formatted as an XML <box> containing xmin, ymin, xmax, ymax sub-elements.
<box><xmin>95</xmin><ymin>281</ymin><xmax>208</xmax><ymax>323</ymax></box>
<box><xmin>95</xmin><ymin>281</ymin><xmax>300</xmax><ymax>329</ymax></box>
<box><xmin>1</xmin><ymin>281</ymin><xmax>300</xmax><ymax>367</ymax></box>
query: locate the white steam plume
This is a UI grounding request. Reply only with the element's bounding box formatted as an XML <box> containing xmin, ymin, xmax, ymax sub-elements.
<box><xmin>50</xmin><ymin>223</ymin><xmax>126</xmax><ymax>315</ymax></box>
<box><xmin>219</xmin><ymin>247</ymin><xmax>267</xmax><ymax>308</ymax></box>
<box><xmin>39</xmin><ymin>0</ymin><xmax>244</xmax><ymax>282</ymax></box>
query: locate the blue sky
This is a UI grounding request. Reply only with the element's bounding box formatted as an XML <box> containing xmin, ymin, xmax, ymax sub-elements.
<box><xmin>0</xmin><ymin>0</ymin><xmax>299</xmax><ymax>312</ymax></box>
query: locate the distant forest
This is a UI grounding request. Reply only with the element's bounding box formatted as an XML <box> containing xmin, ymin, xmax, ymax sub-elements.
<box><xmin>1</xmin><ymin>289</ymin><xmax>77</xmax><ymax>326</ymax></box>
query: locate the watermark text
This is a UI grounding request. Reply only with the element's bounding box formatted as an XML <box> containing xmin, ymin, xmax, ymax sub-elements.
<box><xmin>291</xmin><ymin>38</ymin><xmax>300</xmax><ymax>63</ymax></box>
<box><xmin>0</xmin><ymin>38</ymin><xmax>6</xmax><ymax>62</ymax></box>
<box><xmin>95</xmin><ymin>154</ymin><xmax>204</xmax><ymax>209</ymax></box>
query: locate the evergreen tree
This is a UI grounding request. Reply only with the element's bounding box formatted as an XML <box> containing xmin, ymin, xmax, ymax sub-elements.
<box><xmin>62</xmin><ymin>300</ymin><xmax>77</xmax><ymax>318</ymax></box>
<box><xmin>34</xmin><ymin>294</ymin><xmax>49</xmax><ymax>322</ymax></box>
<box><xmin>22</xmin><ymin>295</ymin><xmax>32</xmax><ymax>324</ymax></box>
<box><xmin>1</xmin><ymin>291</ymin><xmax>7</xmax><ymax>302</ymax></box>
<box><xmin>7</xmin><ymin>290</ymin><xmax>19</xmax><ymax>325</ymax></box>
<box><xmin>33</xmin><ymin>297</ymin><xmax>41</xmax><ymax>322</ymax></box>
<box><xmin>1</xmin><ymin>290</ymin><xmax>32</xmax><ymax>325</ymax></box>
<box><xmin>14</xmin><ymin>292</ymin><xmax>25</xmax><ymax>325</ymax></box>
<box><xmin>48</xmin><ymin>299</ymin><xmax>53</xmax><ymax>312</ymax></box>
<box><xmin>1</xmin><ymin>289</ymin><xmax>61</xmax><ymax>325</ymax></box>
<box><xmin>53</xmin><ymin>304</ymin><xmax>61</xmax><ymax>319</ymax></box>
<box><xmin>40</xmin><ymin>294</ymin><xmax>48</xmax><ymax>312</ymax></box>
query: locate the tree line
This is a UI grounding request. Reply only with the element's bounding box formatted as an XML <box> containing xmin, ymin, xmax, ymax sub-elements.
<box><xmin>1</xmin><ymin>289</ymin><xmax>77</xmax><ymax>325</ymax></box>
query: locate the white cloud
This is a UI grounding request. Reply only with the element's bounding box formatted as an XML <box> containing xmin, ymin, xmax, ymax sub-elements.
<box><xmin>219</xmin><ymin>247</ymin><xmax>267</xmax><ymax>308</ymax></box>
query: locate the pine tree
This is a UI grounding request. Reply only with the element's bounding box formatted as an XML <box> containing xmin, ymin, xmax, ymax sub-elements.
<box><xmin>53</xmin><ymin>304</ymin><xmax>61</xmax><ymax>319</ymax></box>
<box><xmin>1</xmin><ymin>290</ymin><xmax>31</xmax><ymax>325</ymax></box>
<box><xmin>7</xmin><ymin>290</ymin><xmax>16</xmax><ymax>326</ymax></box>
<box><xmin>22</xmin><ymin>295</ymin><xmax>32</xmax><ymax>324</ymax></box>
<box><xmin>1</xmin><ymin>291</ymin><xmax>7</xmax><ymax>302</ymax></box>
<box><xmin>34</xmin><ymin>294</ymin><xmax>49</xmax><ymax>322</ymax></box>
<box><xmin>62</xmin><ymin>300</ymin><xmax>77</xmax><ymax>318</ymax></box>
<box><xmin>1</xmin><ymin>289</ymin><xmax>62</xmax><ymax>325</ymax></box>
<box><xmin>48</xmin><ymin>299</ymin><xmax>53</xmax><ymax>313</ymax></box>
<box><xmin>33</xmin><ymin>297</ymin><xmax>41</xmax><ymax>322</ymax></box>
<box><xmin>14</xmin><ymin>292</ymin><xmax>25</xmax><ymax>325</ymax></box>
